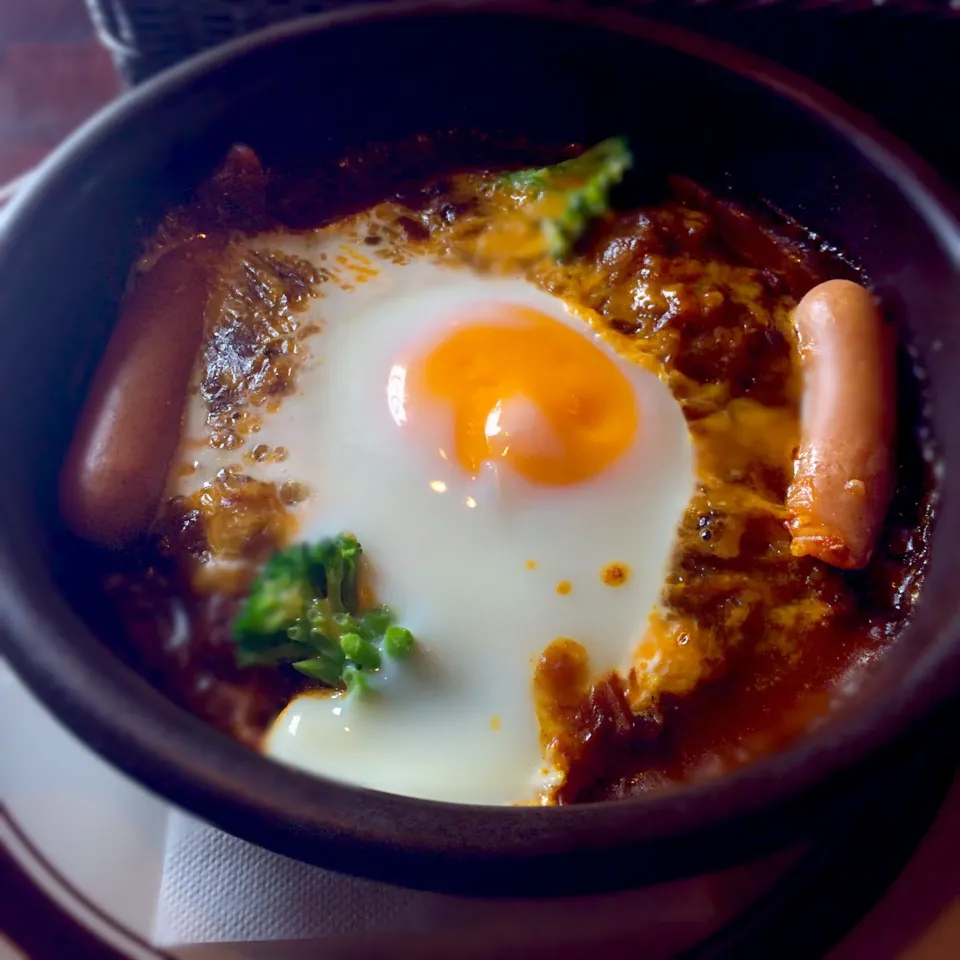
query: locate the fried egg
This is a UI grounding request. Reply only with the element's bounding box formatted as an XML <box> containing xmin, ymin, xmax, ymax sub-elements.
<box><xmin>172</xmin><ymin>223</ymin><xmax>696</xmax><ymax>804</ymax></box>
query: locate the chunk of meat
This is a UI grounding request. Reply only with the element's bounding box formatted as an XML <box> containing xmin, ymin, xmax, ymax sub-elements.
<box><xmin>787</xmin><ymin>279</ymin><xmax>896</xmax><ymax>569</ymax></box>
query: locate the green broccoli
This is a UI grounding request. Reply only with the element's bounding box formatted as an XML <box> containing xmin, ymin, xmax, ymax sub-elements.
<box><xmin>498</xmin><ymin>136</ymin><xmax>633</xmax><ymax>259</ymax></box>
<box><xmin>231</xmin><ymin>533</ymin><xmax>415</xmax><ymax>692</ymax></box>
<box><xmin>231</xmin><ymin>543</ymin><xmax>326</xmax><ymax>667</ymax></box>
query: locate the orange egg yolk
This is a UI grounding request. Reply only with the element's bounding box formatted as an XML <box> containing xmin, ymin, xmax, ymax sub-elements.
<box><xmin>406</xmin><ymin>305</ymin><xmax>638</xmax><ymax>486</ymax></box>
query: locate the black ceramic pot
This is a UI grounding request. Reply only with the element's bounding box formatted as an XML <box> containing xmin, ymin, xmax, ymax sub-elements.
<box><xmin>0</xmin><ymin>1</ymin><xmax>958</xmax><ymax>897</ymax></box>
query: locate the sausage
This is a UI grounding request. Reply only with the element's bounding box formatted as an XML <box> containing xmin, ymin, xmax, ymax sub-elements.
<box><xmin>786</xmin><ymin>279</ymin><xmax>896</xmax><ymax>569</ymax></box>
<box><xmin>60</xmin><ymin>238</ymin><xmax>222</xmax><ymax>546</ymax></box>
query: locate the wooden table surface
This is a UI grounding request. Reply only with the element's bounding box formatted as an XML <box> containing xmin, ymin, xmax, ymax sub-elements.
<box><xmin>0</xmin><ymin>1</ymin><xmax>958</xmax><ymax>958</ymax></box>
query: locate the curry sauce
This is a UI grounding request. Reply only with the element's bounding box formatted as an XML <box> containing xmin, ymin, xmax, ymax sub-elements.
<box><xmin>63</xmin><ymin>132</ymin><xmax>934</xmax><ymax>802</ymax></box>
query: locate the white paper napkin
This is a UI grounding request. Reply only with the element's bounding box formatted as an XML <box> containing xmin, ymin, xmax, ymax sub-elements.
<box><xmin>153</xmin><ymin>810</ymin><xmax>796</xmax><ymax>958</ymax></box>
<box><xmin>1</xmin><ymin>656</ymin><xmax>793</xmax><ymax>958</ymax></box>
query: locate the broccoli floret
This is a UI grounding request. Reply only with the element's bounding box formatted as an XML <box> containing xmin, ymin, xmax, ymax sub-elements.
<box><xmin>498</xmin><ymin>136</ymin><xmax>633</xmax><ymax>259</ymax></box>
<box><xmin>232</xmin><ymin>544</ymin><xmax>324</xmax><ymax>667</ymax></box>
<box><xmin>291</xmin><ymin>655</ymin><xmax>345</xmax><ymax>687</ymax></box>
<box><xmin>230</xmin><ymin>533</ymin><xmax>415</xmax><ymax>691</ymax></box>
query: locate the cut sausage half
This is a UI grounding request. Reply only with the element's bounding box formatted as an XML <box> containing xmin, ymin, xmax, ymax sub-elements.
<box><xmin>60</xmin><ymin>237</ymin><xmax>223</xmax><ymax>547</ymax></box>
<box><xmin>786</xmin><ymin>279</ymin><xmax>896</xmax><ymax>569</ymax></box>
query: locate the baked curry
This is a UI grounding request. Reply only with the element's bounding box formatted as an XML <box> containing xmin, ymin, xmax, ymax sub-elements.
<box><xmin>58</xmin><ymin>133</ymin><xmax>934</xmax><ymax>805</ymax></box>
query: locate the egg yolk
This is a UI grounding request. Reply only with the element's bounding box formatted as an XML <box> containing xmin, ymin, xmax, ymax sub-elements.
<box><xmin>406</xmin><ymin>305</ymin><xmax>637</xmax><ymax>486</ymax></box>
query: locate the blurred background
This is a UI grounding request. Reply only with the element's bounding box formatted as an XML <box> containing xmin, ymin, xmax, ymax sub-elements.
<box><xmin>0</xmin><ymin>0</ymin><xmax>118</xmax><ymax>198</ymax></box>
<box><xmin>0</xmin><ymin>0</ymin><xmax>958</xmax><ymax>206</ymax></box>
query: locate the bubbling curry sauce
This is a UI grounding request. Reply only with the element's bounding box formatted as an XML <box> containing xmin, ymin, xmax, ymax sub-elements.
<box><xmin>60</xmin><ymin>132</ymin><xmax>934</xmax><ymax>802</ymax></box>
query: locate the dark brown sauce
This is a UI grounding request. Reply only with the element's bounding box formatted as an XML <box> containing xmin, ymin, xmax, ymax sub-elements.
<box><xmin>537</xmin><ymin>350</ymin><xmax>934</xmax><ymax>803</ymax></box>
<box><xmin>58</xmin><ymin>131</ymin><xmax>935</xmax><ymax>797</ymax></box>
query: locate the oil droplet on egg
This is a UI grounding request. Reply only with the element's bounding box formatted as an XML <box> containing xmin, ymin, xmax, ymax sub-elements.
<box><xmin>602</xmin><ymin>562</ymin><xmax>630</xmax><ymax>587</ymax></box>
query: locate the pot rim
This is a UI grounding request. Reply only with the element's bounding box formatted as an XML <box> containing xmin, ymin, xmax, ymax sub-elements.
<box><xmin>1</xmin><ymin>0</ymin><xmax>959</xmax><ymax>894</ymax></box>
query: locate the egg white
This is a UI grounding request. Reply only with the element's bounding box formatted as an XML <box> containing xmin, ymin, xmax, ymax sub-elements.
<box><xmin>173</xmin><ymin>227</ymin><xmax>696</xmax><ymax>805</ymax></box>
